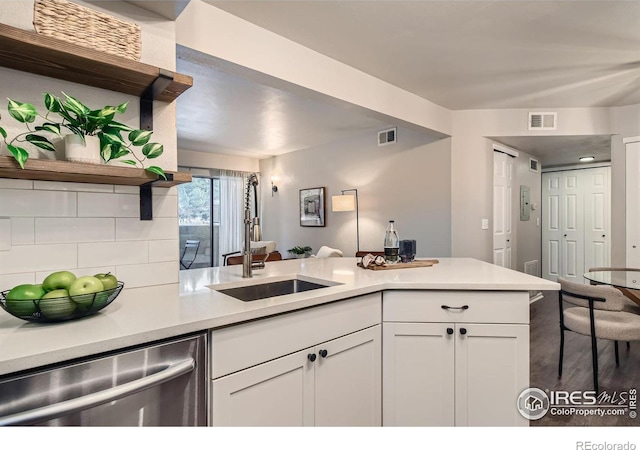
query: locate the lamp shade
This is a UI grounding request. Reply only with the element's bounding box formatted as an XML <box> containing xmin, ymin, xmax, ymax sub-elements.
<box><xmin>332</xmin><ymin>194</ymin><xmax>356</xmax><ymax>212</ymax></box>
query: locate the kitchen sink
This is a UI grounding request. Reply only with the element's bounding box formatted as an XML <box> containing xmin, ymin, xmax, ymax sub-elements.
<box><xmin>215</xmin><ymin>277</ymin><xmax>335</xmax><ymax>302</ymax></box>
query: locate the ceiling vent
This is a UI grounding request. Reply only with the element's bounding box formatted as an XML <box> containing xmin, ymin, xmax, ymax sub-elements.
<box><xmin>378</xmin><ymin>127</ymin><xmax>397</xmax><ymax>146</ymax></box>
<box><xmin>529</xmin><ymin>158</ymin><xmax>539</xmax><ymax>173</ymax></box>
<box><xmin>528</xmin><ymin>112</ymin><xmax>557</xmax><ymax>130</ymax></box>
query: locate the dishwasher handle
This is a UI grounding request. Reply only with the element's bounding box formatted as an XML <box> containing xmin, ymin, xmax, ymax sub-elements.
<box><xmin>0</xmin><ymin>358</ymin><xmax>195</xmax><ymax>426</ymax></box>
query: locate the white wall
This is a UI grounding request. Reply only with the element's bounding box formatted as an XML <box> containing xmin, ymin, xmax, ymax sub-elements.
<box><xmin>451</xmin><ymin>107</ymin><xmax>615</xmax><ymax>262</ymax></box>
<box><xmin>609</xmin><ymin>104</ymin><xmax>640</xmax><ymax>267</ymax></box>
<box><xmin>0</xmin><ymin>1</ymin><xmax>180</xmax><ymax>289</ymax></box>
<box><xmin>259</xmin><ymin>128</ymin><xmax>451</xmax><ymax>258</ymax></box>
<box><xmin>513</xmin><ymin>150</ymin><xmax>542</xmax><ymax>274</ymax></box>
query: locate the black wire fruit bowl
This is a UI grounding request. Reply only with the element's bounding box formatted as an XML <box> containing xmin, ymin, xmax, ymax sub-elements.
<box><xmin>0</xmin><ymin>282</ymin><xmax>124</xmax><ymax>323</ymax></box>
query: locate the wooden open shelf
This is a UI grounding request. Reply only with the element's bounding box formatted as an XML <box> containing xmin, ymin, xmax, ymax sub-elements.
<box><xmin>0</xmin><ymin>23</ymin><xmax>192</xmax><ymax>102</ymax></box>
<box><xmin>0</xmin><ymin>156</ymin><xmax>191</xmax><ymax>187</ymax></box>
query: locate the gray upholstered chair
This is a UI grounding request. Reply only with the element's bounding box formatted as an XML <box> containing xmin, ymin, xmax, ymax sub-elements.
<box><xmin>558</xmin><ymin>277</ymin><xmax>640</xmax><ymax>392</ymax></box>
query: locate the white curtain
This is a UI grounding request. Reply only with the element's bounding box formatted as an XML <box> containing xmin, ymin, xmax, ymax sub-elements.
<box><xmin>218</xmin><ymin>170</ymin><xmax>246</xmax><ymax>263</ymax></box>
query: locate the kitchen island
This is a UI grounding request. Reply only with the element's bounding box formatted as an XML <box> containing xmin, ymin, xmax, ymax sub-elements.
<box><xmin>0</xmin><ymin>257</ymin><xmax>558</xmax><ymax>426</ymax></box>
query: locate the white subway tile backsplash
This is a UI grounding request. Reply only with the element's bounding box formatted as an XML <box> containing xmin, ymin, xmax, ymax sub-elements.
<box><xmin>34</xmin><ymin>181</ymin><xmax>114</xmax><ymax>193</ymax></box>
<box><xmin>113</xmin><ymin>186</ymin><xmax>178</xmax><ymax>197</ymax></box>
<box><xmin>0</xmin><ymin>244</ymin><xmax>77</xmax><ymax>274</ymax></box>
<box><xmin>77</xmin><ymin>193</ymin><xmax>138</xmax><ymax>218</ymax></box>
<box><xmin>77</xmin><ymin>193</ymin><xmax>177</xmax><ymax>218</ymax></box>
<box><xmin>1</xmin><ymin>179</ymin><xmax>181</xmax><ymax>290</ymax></box>
<box><xmin>116</xmin><ymin>261</ymin><xmax>178</xmax><ymax>288</ymax></box>
<box><xmin>36</xmin><ymin>266</ymin><xmax>117</xmax><ymax>283</ymax></box>
<box><xmin>0</xmin><ymin>272</ymin><xmax>36</xmax><ymax>290</ymax></box>
<box><xmin>78</xmin><ymin>241</ymin><xmax>148</xmax><ymax>267</ymax></box>
<box><xmin>35</xmin><ymin>218</ymin><xmax>115</xmax><ymax>244</ymax></box>
<box><xmin>0</xmin><ymin>179</ymin><xmax>33</xmax><ymax>190</ymax></box>
<box><xmin>152</xmin><ymin>195</ymin><xmax>178</xmax><ymax>218</ymax></box>
<box><xmin>11</xmin><ymin>218</ymin><xmax>34</xmax><ymax>245</ymax></box>
<box><xmin>114</xmin><ymin>185</ymin><xmax>139</xmax><ymax>194</ymax></box>
<box><xmin>149</xmin><ymin>240</ymin><xmax>179</xmax><ymax>263</ymax></box>
<box><xmin>0</xmin><ymin>218</ymin><xmax>10</xmax><ymax>251</ymax></box>
<box><xmin>116</xmin><ymin>218</ymin><xmax>178</xmax><ymax>241</ymax></box>
<box><xmin>0</xmin><ymin>189</ymin><xmax>76</xmax><ymax>217</ymax></box>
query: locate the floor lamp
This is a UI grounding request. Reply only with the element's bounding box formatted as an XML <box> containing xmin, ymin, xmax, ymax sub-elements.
<box><xmin>331</xmin><ymin>189</ymin><xmax>359</xmax><ymax>253</ymax></box>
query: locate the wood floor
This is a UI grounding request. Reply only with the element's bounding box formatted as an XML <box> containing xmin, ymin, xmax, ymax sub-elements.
<box><xmin>530</xmin><ymin>291</ymin><xmax>640</xmax><ymax>426</ymax></box>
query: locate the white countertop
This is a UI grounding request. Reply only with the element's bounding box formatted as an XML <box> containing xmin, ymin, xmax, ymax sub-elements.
<box><xmin>0</xmin><ymin>257</ymin><xmax>558</xmax><ymax>376</ymax></box>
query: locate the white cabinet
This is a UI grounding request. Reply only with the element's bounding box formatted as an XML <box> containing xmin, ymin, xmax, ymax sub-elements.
<box><xmin>210</xmin><ymin>293</ymin><xmax>382</xmax><ymax>426</ymax></box>
<box><xmin>382</xmin><ymin>291</ymin><xmax>529</xmax><ymax>427</ymax></box>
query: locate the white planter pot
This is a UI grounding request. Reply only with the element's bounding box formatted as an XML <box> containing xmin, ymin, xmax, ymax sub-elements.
<box><xmin>64</xmin><ymin>135</ymin><xmax>102</xmax><ymax>164</ymax></box>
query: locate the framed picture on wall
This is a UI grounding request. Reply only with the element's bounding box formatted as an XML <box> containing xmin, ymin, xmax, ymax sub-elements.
<box><xmin>300</xmin><ymin>187</ymin><xmax>326</xmax><ymax>227</ymax></box>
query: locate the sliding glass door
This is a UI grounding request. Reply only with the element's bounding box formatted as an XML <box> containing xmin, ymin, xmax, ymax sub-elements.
<box><xmin>178</xmin><ymin>176</ymin><xmax>221</xmax><ymax>269</ymax></box>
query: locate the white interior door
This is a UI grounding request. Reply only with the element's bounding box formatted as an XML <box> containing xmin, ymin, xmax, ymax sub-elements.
<box><xmin>542</xmin><ymin>172</ymin><xmax>562</xmax><ymax>281</ymax></box>
<box><xmin>583</xmin><ymin>167</ymin><xmax>610</xmax><ymax>270</ymax></box>
<box><xmin>542</xmin><ymin>167</ymin><xmax>610</xmax><ymax>283</ymax></box>
<box><xmin>493</xmin><ymin>151</ymin><xmax>513</xmax><ymax>268</ymax></box>
<box><xmin>626</xmin><ymin>140</ymin><xmax>640</xmax><ymax>268</ymax></box>
<box><xmin>561</xmin><ymin>171</ymin><xmax>585</xmax><ymax>282</ymax></box>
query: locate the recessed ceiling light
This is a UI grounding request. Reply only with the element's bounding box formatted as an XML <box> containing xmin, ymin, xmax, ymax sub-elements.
<box><xmin>579</xmin><ymin>156</ymin><xmax>595</xmax><ymax>162</ymax></box>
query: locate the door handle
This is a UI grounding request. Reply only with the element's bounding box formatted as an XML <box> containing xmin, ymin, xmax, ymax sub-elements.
<box><xmin>0</xmin><ymin>358</ymin><xmax>195</xmax><ymax>426</ymax></box>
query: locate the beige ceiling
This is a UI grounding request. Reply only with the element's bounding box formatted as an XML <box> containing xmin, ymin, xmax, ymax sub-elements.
<box><xmin>209</xmin><ymin>0</ymin><xmax>640</xmax><ymax>110</ymax></box>
<box><xmin>176</xmin><ymin>46</ymin><xmax>392</xmax><ymax>158</ymax></box>
<box><xmin>175</xmin><ymin>1</ymin><xmax>640</xmax><ymax>165</ymax></box>
<box><xmin>491</xmin><ymin>135</ymin><xmax>612</xmax><ymax>167</ymax></box>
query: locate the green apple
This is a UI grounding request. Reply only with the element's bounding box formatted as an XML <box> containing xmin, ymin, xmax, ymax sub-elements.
<box><xmin>94</xmin><ymin>273</ymin><xmax>118</xmax><ymax>291</ymax></box>
<box><xmin>69</xmin><ymin>276</ymin><xmax>104</xmax><ymax>309</ymax></box>
<box><xmin>5</xmin><ymin>284</ymin><xmax>44</xmax><ymax>316</ymax></box>
<box><xmin>39</xmin><ymin>290</ymin><xmax>76</xmax><ymax>319</ymax></box>
<box><xmin>42</xmin><ymin>271</ymin><xmax>77</xmax><ymax>292</ymax></box>
<box><xmin>42</xmin><ymin>289</ymin><xmax>69</xmax><ymax>299</ymax></box>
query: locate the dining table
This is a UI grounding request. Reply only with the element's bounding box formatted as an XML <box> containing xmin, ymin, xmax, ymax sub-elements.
<box><xmin>584</xmin><ymin>269</ymin><xmax>640</xmax><ymax>306</ymax></box>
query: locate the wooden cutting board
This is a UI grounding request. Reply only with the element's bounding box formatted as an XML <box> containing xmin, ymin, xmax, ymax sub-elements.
<box><xmin>357</xmin><ymin>259</ymin><xmax>439</xmax><ymax>270</ymax></box>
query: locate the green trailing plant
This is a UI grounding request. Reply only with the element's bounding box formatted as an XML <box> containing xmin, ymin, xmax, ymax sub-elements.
<box><xmin>0</xmin><ymin>92</ymin><xmax>166</xmax><ymax>179</ymax></box>
<box><xmin>287</xmin><ymin>246</ymin><xmax>312</xmax><ymax>255</ymax></box>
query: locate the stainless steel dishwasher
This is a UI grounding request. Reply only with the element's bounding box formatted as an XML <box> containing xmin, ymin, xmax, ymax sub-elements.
<box><xmin>0</xmin><ymin>332</ymin><xmax>207</xmax><ymax>426</ymax></box>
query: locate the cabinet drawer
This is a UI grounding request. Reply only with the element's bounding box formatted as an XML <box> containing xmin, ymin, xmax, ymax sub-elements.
<box><xmin>383</xmin><ymin>290</ymin><xmax>528</xmax><ymax>324</ymax></box>
<box><xmin>211</xmin><ymin>293</ymin><xmax>381</xmax><ymax>378</ymax></box>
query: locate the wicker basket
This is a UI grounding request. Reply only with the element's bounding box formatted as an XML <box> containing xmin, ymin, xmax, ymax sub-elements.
<box><xmin>33</xmin><ymin>0</ymin><xmax>141</xmax><ymax>61</ymax></box>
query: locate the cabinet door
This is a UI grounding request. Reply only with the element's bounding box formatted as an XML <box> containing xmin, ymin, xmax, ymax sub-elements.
<box><xmin>583</xmin><ymin>167</ymin><xmax>610</xmax><ymax>269</ymax></box>
<box><xmin>211</xmin><ymin>348</ymin><xmax>314</xmax><ymax>426</ymax></box>
<box><xmin>314</xmin><ymin>325</ymin><xmax>381</xmax><ymax>426</ymax></box>
<box><xmin>561</xmin><ymin>171</ymin><xmax>585</xmax><ymax>283</ymax></box>
<box><xmin>382</xmin><ymin>322</ymin><xmax>455</xmax><ymax>426</ymax></box>
<box><xmin>454</xmin><ymin>324</ymin><xmax>529</xmax><ymax>426</ymax></box>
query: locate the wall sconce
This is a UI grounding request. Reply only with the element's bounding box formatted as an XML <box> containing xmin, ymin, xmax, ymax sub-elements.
<box><xmin>271</xmin><ymin>176</ymin><xmax>279</xmax><ymax>196</ymax></box>
<box><xmin>331</xmin><ymin>189</ymin><xmax>359</xmax><ymax>252</ymax></box>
